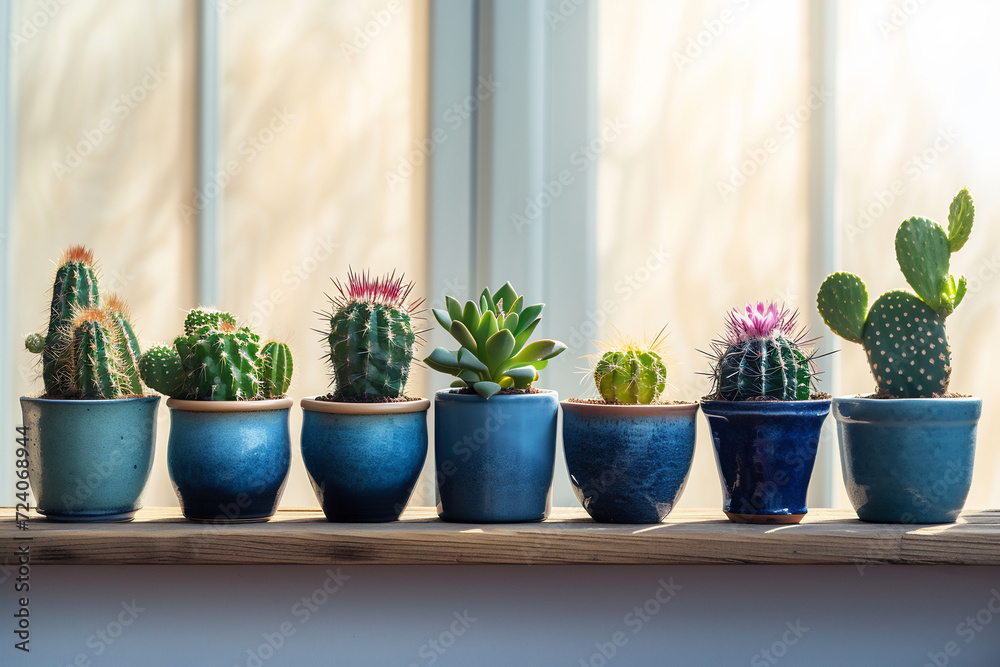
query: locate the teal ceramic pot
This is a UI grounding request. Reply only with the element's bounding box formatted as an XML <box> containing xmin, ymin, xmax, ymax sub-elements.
<box><xmin>434</xmin><ymin>389</ymin><xmax>558</xmax><ymax>523</ymax></box>
<box><xmin>701</xmin><ymin>398</ymin><xmax>831</xmax><ymax>524</ymax></box>
<box><xmin>562</xmin><ymin>401</ymin><xmax>698</xmax><ymax>523</ymax></box>
<box><xmin>834</xmin><ymin>396</ymin><xmax>981</xmax><ymax>523</ymax></box>
<box><xmin>300</xmin><ymin>397</ymin><xmax>429</xmax><ymax>522</ymax></box>
<box><xmin>166</xmin><ymin>397</ymin><xmax>292</xmax><ymax>523</ymax></box>
<box><xmin>19</xmin><ymin>396</ymin><xmax>160</xmax><ymax>522</ymax></box>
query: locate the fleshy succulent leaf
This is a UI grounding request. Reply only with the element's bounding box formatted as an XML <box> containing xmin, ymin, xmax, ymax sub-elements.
<box><xmin>449</xmin><ymin>319</ymin><xmax>478</xmax><ymax>353</ymax></box>
<box><xmin>425</xmin><ymin>347</ymin><xmax>460</xmax><ymax>373</ymax></box>
<box><xmin>816</xmin><ymin>272</ymin><xmax>868</xmax><ymax>344</ymax></box>
<box><xmin>473</xmin><ymin>381</ymin><xmax>501</xmax><ymax>399</ymax></box>
<box><xmin>432</xmin><ymin>308</ymin><xmax>452</xmax><ymax>330</ymax></box>
<box><xmin>485</xmin><ymin>329</ymin><xmax>516</xmax><ymax>373</ymax></box>
<box><xmin>457</xmin><ymin>347</ymin><xmax>489</xmax><ymax>374</ymax></box>
<box><xmin>895</xmin><ymin>217</ymin><xmax>950</xmax><ymax>311</ymax></box>
<box><xmin>947</xmin><ymin>187</ymin><xmax>974</xmax><ymax>253</ymax></box>
<box><xmin>445</xmin><ymin>296</ymin><xmax>463</xmax><ymax>323</ymax></box>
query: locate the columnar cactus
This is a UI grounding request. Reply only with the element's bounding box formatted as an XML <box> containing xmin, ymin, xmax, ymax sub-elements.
<box><xmin>24</xmin><ymin>246</ymin><xmax>145</xmax><ymax>399</ymax></box>
<box><xmin>593</xmin><ymin>328</ymin><xmax>668</xmax><ymax>405</ymax></box>
<box><xmin>139</xmin><ymin>308</ymin><xmax>293</xmax><ymax>401</ymax></box>
<box><xmin>707</xmin><ymin>302</ymin><xmax>817</xmax><ymax>401</ymax></box>
<box><xmin>325</xmin><ymin>270</ymin><xmax>421</xmax><ymax>399</ymax></box>
<box><xmin>817</xmin><ymin>188</ymin><xmax>973</xmax><ymax>398</ymax></box>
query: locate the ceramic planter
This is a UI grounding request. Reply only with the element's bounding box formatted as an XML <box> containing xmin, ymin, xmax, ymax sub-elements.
<box><xmin>166</xmin><ymin>397</ymin><xmax>292</xmax><ymax>523</ymax></box>
<box><xmin>561</xmin><ymin>401</ymin><xmax>698</xmax><ymax>523</ymax></box>
<box><xmin>18</xmin><ymin>396</ymin><xmax>160</xmax><ymax>522</ymax></box>
<box><xmin>434</xmin><ymin>389</ymin><xmax>558</xmax><ymax>523</ymax></box>
<box><xmin>300</xmin><ymin>397</ymin><xmax>430</xmax><ymax>522</ymax></box>
<box><xmin>701</xmin><ymin>398</ymin><xmax>830</xmax><ymax>524</ymax></box>
<box><xmin>834</xmin><ymin>396</ymin><xmax>981</xmax><ymax>523</ymax></box>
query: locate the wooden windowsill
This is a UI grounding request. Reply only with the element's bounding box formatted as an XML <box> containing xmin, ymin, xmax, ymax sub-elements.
<box><xmin>2</xmin><ymin>507</ymin><xmax>998</xmax><ymax>566</ymax></box>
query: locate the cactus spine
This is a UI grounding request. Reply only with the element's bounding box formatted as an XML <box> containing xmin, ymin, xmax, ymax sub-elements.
<box><xmin>326</xmin><ymin>270</ymin><xmax>421</xmax><ymax>399</ymax></box>
<box><xmin>593</xmin><ymin>327</ymin><xmax>668</xmax><ymax>405</ymax></box>
<box><xmin>42</xmin><ymin>246</ymin><xmax>100</xmax><ymax>396</ymax></box>
<box><xmin>817</xmin><ymin>188</ymin><xmax>973</xmax><ymax>398</ymax></box>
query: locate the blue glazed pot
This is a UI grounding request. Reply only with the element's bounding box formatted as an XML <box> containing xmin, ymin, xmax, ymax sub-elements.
<box><xmin>562</xmin><ymin>401</ymin><xmax>698</xmax><ymax>523</ymax></box>
<box><xmin>166</xmin><ymin>397</ymin><xmax>292</xmax><ymax>523</ymax></box>
<box><xmin>701</xmin><ymin>399</ymin><xmax>830</xmax><ymax>524</ymax></box>
<box><xmin>19</xmin><ymin>396</ymin><xmax>160</xmax><ymax>522</ymax></box>
<box><xmin>300</xmin><ymin>397</ymin><xmax>429</xmax><ymax>522</ymax></box>
<box><xmin>834</xmin><ymin>396</ymin><xmax>981</xmax><ymax>524</ymax></box>
<box><xmin>435</xmin><ymin>389</ymin><xmax>558</xmax><ymax>523</ymax></box>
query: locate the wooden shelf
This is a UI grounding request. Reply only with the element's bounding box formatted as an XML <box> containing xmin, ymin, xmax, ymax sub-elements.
<box><xmin>3</xmin><ymin>507</ymin><xmax>998</xmax><ymax>566</ymax></box>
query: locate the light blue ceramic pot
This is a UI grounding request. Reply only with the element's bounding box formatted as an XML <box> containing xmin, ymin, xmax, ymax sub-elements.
<box><xmin>834</xmin><ymin>396</ymin><xmax>981</xmax><ymax>523</ymax></box>
<box><xmin>19</xmin><ymin>396</ymin><xmax>160</xmax><ymax>522</ymax></box>
<box><xmin>562</xmin><ymin>401</ymin><xmax>698</xmax><ymax>523</ymax></box>
<box><xmin>167</xmin><ymin>397</ymin><xmax>292</xmax><ymax>523</ymax></box>
<box><xmin>434</xmin><ymin>389</ymin><xmax>558</xmax><ymax>523</ymax></box>
<box><xmin>300</xmin><ymin>397</ymin><xmax>429</xmax><ymax>522</ymax></box>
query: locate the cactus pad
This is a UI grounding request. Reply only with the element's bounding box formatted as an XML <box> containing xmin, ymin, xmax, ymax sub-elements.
<box><xmin>895</xmin><ymin>217</ymin><xmax>950</xmax><ymax>312</ymax></box>
<box><xmin>817</xmin><ymin>272</ymin><xmax>868</xmax><ymax>344</ymax></box>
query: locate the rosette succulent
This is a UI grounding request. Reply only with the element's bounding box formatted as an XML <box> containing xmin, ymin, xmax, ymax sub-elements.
<box><xmin>593</xmin><ymin>327</ymin><xmax>668</xmax><ymax>405</ymax></box>
<box><xmin>424</xmin><ymin>282</ymin><xmax>566</xmax><ymax>399</ymax></box>
<box><xmin>817</xmin><ymin>188</ymin><xmax>974</xmax><ymax>398</ymax></box>
<box><xmin>706</xmin><ymin>302</ymin><xmax>818</xmax><ymax>401</ymax></box>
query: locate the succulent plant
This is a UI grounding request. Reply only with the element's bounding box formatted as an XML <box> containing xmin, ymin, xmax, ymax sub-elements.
<box><xmin>706</xmin><ymin>302</ymin><xmax>817</xmax><ymax>401</ymax></box>
<box><xmin>324</xmin><ymin>270</ymin><xmax>421</xmax><ymax>399</ymax></box>
<box><xmin>139</xmin><ymin>308</ymin><xmax>292</xmax><ymax>401</ymax></box>
<box><xmin>593</xmin><ymin>327</ymin><xmax>668</xmax><ymax>405</ymax></box>
<box><xmin>817</xmin><ymin>188</ymin><xmax>973</xmax><ymax>398</ymax></box>
<box><xmin>424</xmin><ymin>282</ymin><xmax>566</xmax><ymax>399</ymax></box>
<box><xmin>23</xmin><ymin>246</ymin><xmax>144</xmax><ymax>399</ymax></box>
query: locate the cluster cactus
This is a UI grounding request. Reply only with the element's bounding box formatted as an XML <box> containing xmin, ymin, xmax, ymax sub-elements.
<box><xmin>425</xmin><ymin>282</ymin><xmax>566</xmax><ymax>399</ymax></box>
<box><xmin>817</xmin><ymin>188</ymin><xmax>974</xmax><ymax>398</ymax></box>
<box><xmin>324</xmin><ymin>269</ymin><xmax>422</xmax><ymax>399</ymax></box>
<box><xmin>139</xmin><ymin>308</ymin><xmax>292</xmax><ymax>401</ymax></box>
<box><xmin>707</xmin><ymin>302</ymin><xmax>817</xmax><ymax>401</ymax></box>
<box><xmin>24</xmin><ymin>246</ymin><xmax>144</xmax><ymax>399</ymax></box>
<box><xmin>593</xmin><ymin>327</ymin><xmax>668</xmax><ymax>405</ymax></box>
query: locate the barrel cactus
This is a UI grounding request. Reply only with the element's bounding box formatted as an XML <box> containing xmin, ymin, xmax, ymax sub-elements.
<box><xmin>593</xmin><ymin>328</ymin><xmax>668</xmax><ymax>405</ymax></box>
<box><xmin>817</xmin><ymin>188</ymin><xmax>973</xmax><ymax>398</ymax></box>
<box><xmin>23</xmin><ymin>246</ymin><xmax>144</xmax><ymax>399</ymax></box>
<box><xmin>707</xmin><ymin>302</ymin><xmax>817</xmax><ymax>401</ymax></box>
<box><xmin>139</xmin><ymin>308</ymin><xmax>293</xmax><ymax>401</ymax></box>
<box><xmin>324</xmin><ymin>269</ymin><xmax>421</xmax><ymax>399</ymax></box>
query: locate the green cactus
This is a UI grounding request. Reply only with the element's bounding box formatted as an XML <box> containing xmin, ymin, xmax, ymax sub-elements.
<box><xmin>138</xmin><ymin>344</ymin><xmax>186</xmax><ymax>398</ymax></box>
<box><xmin>71</xmin><ymin>311</ymin><xmax>122</xmax><ymax>399</ymax></box>
<box><xmin>593</xmin><ymin>328</ymin><xmax>668</xmax><ymax>405</ymax></box>
<box><xmin>817</xmin><ymin>188</ymin><xmax>973</xmax><ymax>398</ymax></box>
<box><xmin>424</xmin><ymin>282</ymin><xmax>566</xmax><ymax>399</ymax></box>
<box><xmin>325</xmin><ymin>270</ymin><xmax>420</xmax><ymax>399</ymax></box>
<box><xmin>708</xmin><ymin>302</ymin><xmax>816</xmax><ymax>401</ymax></box>
<box><xmin>40</xmin><ymin>246</ymin><xmax>100</xmax><ymax>396</ymax></box>
<box><xmin>105</xmin><ymin>294</ymin><xmax>143</xmax><ymax>396</ymax></box>
<box><xmin>261</xmin><ymin>341</ymin><xmax>293</xmax><ymax>398</ymax></box>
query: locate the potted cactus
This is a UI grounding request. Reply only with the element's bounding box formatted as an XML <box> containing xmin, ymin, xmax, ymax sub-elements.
<box><xmin>299</xmin><ymin>270</ymin><xmax>429</xmax><ymax>522</ymax></box>
<box><xmin>700</xmin><ymin>302</ymin><xmax>830</xmax><ymax>524</ymax></box>
<box><xmin>424</xmin><ymin>282</ymin><xmax>566</xmax><ymax>522</ymax></box>
<box><xmin>20</xmin><ymin>246</ymin><xmax>159</xmax><ymax>522</ymax></box>
<box><xmin>139</xmin><ymin>308</ymin><xmax>293</xmax><ymax>523</ymax></box>
<box><xmin>817</xmin><ymin>188</ymin><xmax>981</xmax><ymax>523</ymax></box>
<box><xmin>561</xmin><ymin>328</ymin><xmax>699</xmax><ymax>523</ymax></box>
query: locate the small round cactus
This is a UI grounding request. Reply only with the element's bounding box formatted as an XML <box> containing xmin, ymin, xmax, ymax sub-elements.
<box><xmin>593</xmin><ymin>328</ymin><xmax>668</xmax><ymax>405</ymax></box>
<box><xmin>708</xmin><ymin>302</ymin><xmax>817</xmax><ymax>401</ymax></box>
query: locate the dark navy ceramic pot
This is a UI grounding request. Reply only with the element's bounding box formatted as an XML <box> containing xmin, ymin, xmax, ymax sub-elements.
<box><xmin>19</xmin><ymin>396</ymin><xmax>160</xmax><ymax>522</ymax></box>
<box><xmin>834</xmin><ymin>396</ymin><xmax>980</xmax><ymax>524</ymax></box>
<box><xmin>562</xmin><ymin>401</ymin><xmax>698</xmax><ymax>523</ymax></box>
<box><xmin>300</xmin><ymin>397</ymin><xmax>429</xmax><ymax>522</ymax></box>
<box><xmin>166</xmin><ymin>397</ymin><xmax>292</xmax><ymax>523</ymax></box>
<box><xmin>701</xmin><ymin>399</ymin><xmax>830</xmax><ymax>524</ymax></box>
<box><xmin>434</xmin><ymin>389</ymin><xmax>558</xmax><ymax>523</ymax></box>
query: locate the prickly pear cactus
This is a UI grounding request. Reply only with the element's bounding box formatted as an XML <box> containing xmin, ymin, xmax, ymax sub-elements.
<box><xmin>326</xmin><ymin>270</ymin><xmax>420</xmax><ymax>399</ymax></box>
<box><xmin>261</xmin><ymin>341</ymin><xmax>293</xmax><ymax>398</ymax></box>
<box><xmin>817</xmin><ymin>188</ymin><xmax>972</xmax><ymax>398</ymax></box>
<box><xmin>593</xmin><ymin>328</ymin><xmax>668</xmax><ymax>405</ymax></box>
<box><xmin>41</xmin><ymin>246</ymin><xmax>100</xmax><ymax>396</ymax></box>
<box><xmin>708</xmin><ymin>302</ymin><xmax>816</xmax><ymax>401</ymax></box>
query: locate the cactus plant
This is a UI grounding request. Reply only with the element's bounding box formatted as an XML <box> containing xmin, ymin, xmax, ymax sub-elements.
<box><xmin>23</xmin><ymin>246</ymin><xmax>145</xmax><ymax>399</ymax></box>
<box><xmin>706</xmin><ymin>302</ymin><xmax>818</xmax><ymax>401</ymax></box>
<box><xmin>817</xmin><ymin>188</ymin><xmax>973</xmax><ymax>398</ymax></box>
<box><xmin>139</xmin><ymin>308</ymin><xmax>293</xmax><ymax>401</ymax></box>
<box><xmin>424</xmin><ymin>282</ymin><xmax>566</xmax><ymax>399</ymax></box>
<box><xmin>324</xmin><ymin>270</ymin><xmax>421</xmax><ymax>399</ymax></box>
<box><xmin>593</xmin><ymin>327</ymin><xmax>668</xmax><ymax>405</ymax></box>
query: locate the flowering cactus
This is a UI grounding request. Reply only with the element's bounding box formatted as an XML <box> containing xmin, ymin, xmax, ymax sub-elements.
<box><xmin>707</xmin><ymin>302</ymin><xmax>817</xmax><ymax>401</ymax></box>
<box><xmin>593</xmin><ymin>328</ymin><xmax>668</xmax><ymax>405</ymax></box>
